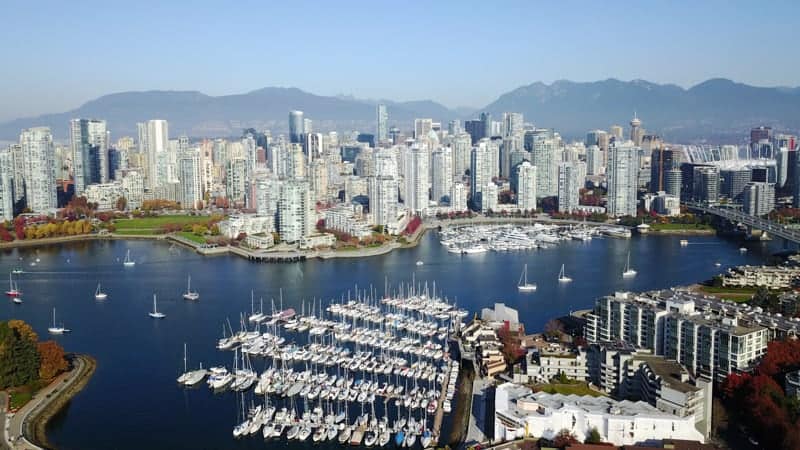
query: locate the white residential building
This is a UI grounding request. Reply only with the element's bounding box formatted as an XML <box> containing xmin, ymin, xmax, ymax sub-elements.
<box><xmin>481</xmin><ymin>183</ymin><xmax>498</xmax><ymax>213</ymax></box>
<box><xmin>557</xmin><ymin>162</ymin><xmax>580</xmax><ymax>213</ymax></box>
<box><xmin>20</xmin><ymin>127</ymin><xmax>56</xmax><ymax>213</ymax></box>
<box><xmin>120</xmin><ymin>170</ymin><xmax>144</xmax><ymax>210</ymax></box>
<box><xmin>83</xmin><ymin>182</ymin><xmax>125</xmax><ymax>211</ymax></box>
<box><xmin>325</xmin><ymin>204</ymin><xmax>372</xmax><ymax>239</ymax></box>
<box><xmin>586</xmin><ymin>144</ymin><xmax>603</xmax><ymax>175</ymax></box>
<box><xmin>404</xmin><ymin>145</ymin><xmax>429</xmax><ymax>214</ymax></box>
<box><xmin>431</xmin><ymin>147</ymin><xmax>453</xmax><ymax>204</ymax></box>
<box><xmin>278</xmin><ymin>179</ymin><xmax>312</xmax><ymax>244</ymax></box>
<box><xmin>607</xmin><ymin>141</ymin><xmax>640</xmax><ymax>217</ymax></box>
<box><xmin>516</xmin><ymin>161</ymin><xmax>537</xmax><ymax>211</ymax></box>
<box><xmin>70</xmin><ymin>118</ymin><xmax>108</xmax><ymax>194</ymax></box>
<box><xmin>178</xmin><ymin>150</ymin><xmax>203</xmax><ymax>209</ymax></box>
<box><xmin>219</xmin><ymin>214</ymin><xmax>274</xmax><ymax>239</ymax></box>
<box><xmin>137</xmin><ymin>119</ymin><xmax>169</xmax><ymax>189</ymax></box>
<box><xmin>0</xmin><ymin>148</ymin><xmax>14</xmax><ymax>220</ymax></box>
<box><xmin>451</xmin><ymin>182</ymin><xmax>468</xmax><ymax>212</ymax></box>
<box><xmin>369</xmin><ymin>176</ymin><xmax>399</xmax><ymax>230</ymax></box>
<box><xmin>531</xmin><ymin>137</ymin><xmax>558</xmax><ymax>197</ymax></box>
<box><xmin>470</xmin><ymin>141</ymin><xmax>493</xmax><ymax>209</ymax></box>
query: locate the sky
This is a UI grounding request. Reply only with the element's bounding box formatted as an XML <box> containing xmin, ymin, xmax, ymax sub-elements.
<box><xmin>1</xmin><ymin>0</ymin><xmax>799</xmax><ymax>122</ymax></box>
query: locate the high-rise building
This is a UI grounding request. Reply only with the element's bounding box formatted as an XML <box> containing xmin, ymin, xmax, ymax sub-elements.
<box><xmin>137</xmin><ymin>119</ymin><xmax>169</xmax><ymax>189</ymax></box>
<box><xmin>516</xmin><ymin>161</ymin><xmax>537</xmax><ymax>211</ymax></box>
<box><xmin>481</xmin><ymin>182</ymin><xmax>498</xmax><ymax>213</ymax></box>
<box><xmin>719</xmin><ymin>167</ymin><xmax>751</xmax><ymax>201</ymax></box>
<box><xmin>120</xmin><ymin>170</ymin><xmax>144</xmax><ymax>210</ymax></box>
<box><xmin>451</xmin><ymin>182</ymin><xmax>467</xmax><ymax>212</ymax></box>
<box><xmin>278</xmin><ymin>179</ymin><xmax>312</xmax><ymax>243</ymax></box>
<box><xmin>226</xmin><ymin>158</ymin><xmax>247</xmax><ymax>205</ymax></box>
<box><xmin>470</xmin><ymin>141</ymin><xmax>493</xmax><ymax>209</ymax></box>
<box><xmin>448</xmin><ymin>120</ymin><xmax>462</xmax><ymax>136</ymax></box>
<box><xmin>665</xmin><ymin>169</ymin><xmax>682</xmax><ymax>198</ymax></box>
<box><xmin>692</xmin><ymin>166</ymin><xmax>719</xmax><ymax>204</ymax></box>
<box><xmin>369</xmin><ymin>176</ymin><xmax>398</xmax><ymax>228</ymax></box>
<box><xmin>0</xmin><ymin>148</ymin><xmax>13</xmax><ymax>220</ymax></box>
<box><xmin>607</xmin><ymin>141</ymin><xmax>640</xmax><ymax>217</ymax></box>
<box><xmin>431</xmin><ymin>147</ymin><xmax>453</xmax><ymax>204</ymax></box>
<box><xmin>750</xmin><ymin>126</ymin><xmax>772</xmax><ymax>145</ymax></box>
<box><xmin>557</xmin><ymin>162</ymin><xmax>580</xmax><ymax>213</ymax></box>
<box><xmin>310</xmin><ymin>159</ymin><xmax>328</xmax><ymax>203</ymax></box>
<box><xmin>502</xmin><ymin>112</ymin><xmax>523</xmax><ymax>137</ymax></box>
<box><xmin>413</xmin><ymin>119</ymin><xmax>433</xmax><ymax>140</ymax></box>
<box><xmin>451</xmin><ymin>133</ymin><xmax>472</xmax><ymax>177</ymax></box>
<box><xmin>742</xmin><ymin>182</ymin><xmax>775</xmax><ymax>216</ymax></box>
<box><xmin>586</xmin><ymin>145</ymin><xmax>602</xmax><ymax>176</ymax></box>
<box><xmin>610</xmin><ymin>125</ymin><xmax>623</xmax><ymax>140</ymax></box>
<box><xmin>630</xmin><ymin>114</ymin><xmax>642</xmax><ymax>146</ymax></box>
<box><xmin>404</xmin><ymin>146</ymin><xmax>429</xmax><ymax>214</ymax></box>
<box><xmin>70</xmin><ymin>118</ymin><xmax>108</xmax><ymax>194</ymax></box>
<box><xmin>376</xmin><ymin>104</ymin><xmax>388</xmax><ymax>143</ymax></box>
<box><xmin>289</xmin><ymin>110</ymin><xmax>304</xmax><ymax>144</ymax></box>
<box><xmin>464</xmin><ymin>119</ymin><xmax>485</xmax><ymax>144</ymax></box>
<box><xmin>20</xmin><ymin>127</ymin><xmax>56</xmax><ymax>213</ymax></box>
<box><xmin>178</xmin><ymin>150</ymin><xmax>202</xmax><ymax>209</ymax></box>
<box><xmin>480</xmin><ymin>112</ymin><xmax>493</xmax><ymax>139</ymax></box>
<box><xmin>531</xmin><ymin>137</ymin><xmax>558</xmax><ymax>197</ymax></box>
<box><xmin>650</xmin><ymin>148</ymin><xmax>681</xmax><ymax>193</ymax></box>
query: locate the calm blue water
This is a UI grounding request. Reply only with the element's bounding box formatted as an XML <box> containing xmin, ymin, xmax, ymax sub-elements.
<box><xmin>0</xmin><ymin>232</ymin><xmax>775</xmax><ymax>449</ymax></box>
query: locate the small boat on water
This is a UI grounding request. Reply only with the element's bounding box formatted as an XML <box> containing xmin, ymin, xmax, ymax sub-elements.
<box><xmin>5</xmin><ymin>273</ymin><xmax>21</xmax><ymax>297</ymax></box>
<box><xmin>47</xmin><ymin>308</ymin><xmax>69</xmax><ymax>334</ymax></box>
<box><xmin>739</xmin><ymin>247</ymin><xmax>747</xmax><ymax>253</ymax></box>
<box><xmin>517</xmin><ymin>264</ymin><xmax>537</xmax><ymax>292</ymax></box>
<box><xmin>558</xmin><ymin>264</ymin><xmax>573</xmax><ymax>283</ymax></box>
<box><xmin>622</xmin><ymin>251</ymin><xmax>637</xmax><ymax>278</ymax></box>
<box><xmin>416</xmin><ymin>261</ymin><xmax>424</xmax><ymax>266</ymax></box>
<box><xmin>94</xmin><ymin>283</ymin><xmax>107</xmax><ymax>300</ymax></box>
<box><xmin>123</xmin><ymin>249</ymin><xmax>135</xmax><ymax>267</ymax></box>
<box><xmin>182</xmin><ymin>275</ymin><xmax>199</xmax><ymax>301</ymax></box>
<box><xmin>11</xmin><ymin>268</ymin><xmax>23</xmax><ymax>274</ymax></box>
<box><xmin>149</xmin><ymin>294</ymin><xmax>166</xmax><ymax>319</ymax></box>
<box><xmin>679</xmin><ymin>239</ymin><xmax>689</xmax><ymax>246</ymax></box>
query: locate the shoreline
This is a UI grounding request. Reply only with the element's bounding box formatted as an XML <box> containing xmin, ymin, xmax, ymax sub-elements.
<box><xmin>26</xmin><ymin>354</ymin><xmax>96</xmax><ymax>450</ymax></box>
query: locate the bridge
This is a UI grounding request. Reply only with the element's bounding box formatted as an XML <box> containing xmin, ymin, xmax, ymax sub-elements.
<box><xmin>686</xmin><ymin>202</ymin><xmax>800</xmax><ymax>244</ymax></box>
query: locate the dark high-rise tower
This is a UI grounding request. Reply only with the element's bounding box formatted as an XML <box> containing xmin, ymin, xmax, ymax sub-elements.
<box><xmin>289</xmin><ymin>110</ymin><xmax>304</xmax><ymax>144</ymax></box>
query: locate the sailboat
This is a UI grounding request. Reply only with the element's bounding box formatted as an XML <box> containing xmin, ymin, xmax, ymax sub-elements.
<box><xmin>94</xmin><ymin>282</ymin><xmax>107</xmax><ymax>300</ymax></box>
<box><xmin>622</xmin><ymin>251</ymin><xmax>637</xmax><ymax>278</ymax></box>
<box><xmin>557</xmin><ymin>264</ymin><xmax>572</xmax><ymax>283</ymax></box>
<box><xmin>182</xmin><ymin>275</ymin><xmax>199</xmax><ymax>301</ymax></box>
<box><xmin>177</xmin><ymin>343</ymin><xmax>207</xmax><ymax>386</ymax></box>
<box><xmin>123</xmin><ymin>249</ymin><xmax>135</xmax><ymax>267</ymax></box>
<box><xmin>517</xmin><ymin>264</ymin><xmax>537</xmax><ymax>292</ymax></box>
<box><xmin>5</xmin><ymin>273</ymin><xmax>21</xmax><ymax>297</ymax></box>
<box><xmin>149</xmin><ymin>294</ymin><xmax>166</xmax><ymax>318</ymax></box>
<box><xmin>47</xmin><ymin>308</ymin><xmax>68</xmax><ymax>334</ymax></box>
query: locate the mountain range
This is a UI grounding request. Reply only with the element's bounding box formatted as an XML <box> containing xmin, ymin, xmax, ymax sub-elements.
<box><xmin>1</xmin><ymin>78</ymin><xmax>799</xmax><ymax>142</ymax></box>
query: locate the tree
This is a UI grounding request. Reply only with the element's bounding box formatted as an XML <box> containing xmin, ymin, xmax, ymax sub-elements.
<box><xmin>0</xmin><ymin>320</ymin><xmax>41</xmax><ymax>388</ymax></box>
<box><xmin>544</xmin><ymin>319</ymin><xmax>564</xmax><ymax>339</ymax></box>
<box><xmin>552</xmin><ymin>429</ymin><xmax>579</xmax><ymax>448</ymax></box>
<box><xmin>585</xmin><ymin>427</ymin><xmax>602</xmax><ymax>444</ymax></box>
<box><xmin>37</xmin><ymin>340</ymin><xmax>68</xmax><ymax>380</ymax></box>
<box><xmin>116</xmin><ymin>196</ymin><xmax>127</xmax><ymax>211</ymax></box>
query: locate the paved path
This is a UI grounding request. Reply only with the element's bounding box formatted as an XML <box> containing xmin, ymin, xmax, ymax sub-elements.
<box><xmin>466</xmin><ymin>377</ymin><xmax>488</xmax><ymax>444</ymax></box>
<box><xmin>1</xmin><ymin>392</ymin><xmax>10</xmax><ymax>450</ymax></box>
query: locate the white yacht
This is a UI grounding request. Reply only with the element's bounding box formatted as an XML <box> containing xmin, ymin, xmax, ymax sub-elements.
<box><xmin>94</xmin><ymin>283</ymin><xmax>107</xmax><ymax>300</ymax></box>
<box><xmin>622</xmin><ymin>251</ymin><xmax>637</xmax><ymax>278</ymax></box>
<box><xmin>149</xmin><ymin>294</ymin><xmax>166</xmax><ymax>319</ymax></box>
<box><xmin>123</xmin><ymin>249</ymin><xmax>135</xmax><ymax>267</ymax></box>
<box><xmin>182</xmin><ymin>275</ymin><xmax>199</xmax><ymax>301</ymax></box>
<box><xmin>557</xmin><ymin>264</ymin><xmax>573</xmax><ymax>283</ymax></box>
<box><xmin>517</xmin><ymin>264</ymin><xmax>537</xmax><ymax>292</ymax></box>
<box><xmin>47</xmin><ymin>308</ymin><xmax>68</xmax><ymax>334</ymax></box>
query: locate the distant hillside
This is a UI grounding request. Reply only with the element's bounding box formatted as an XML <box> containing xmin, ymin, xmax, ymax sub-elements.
<box><xmin>482</xmin><ymin>78</ymin><xmax>800</xmax><ymax>141</ymax></box>
<box><xmin>2</xmin><ymin>79</ymin><xmax>799</xmax><ymax>142</ymax></box>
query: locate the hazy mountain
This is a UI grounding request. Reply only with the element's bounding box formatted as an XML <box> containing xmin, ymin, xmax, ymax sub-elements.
<box><xmin>482</xmin><ymin>78</ymin><xmax>800</xmax><ymax>141</ymax></box>
<box><xmin>2</xmin><ymin>79</ymin><xmax>799</xmax><ymax>142</ymax></box>
<box><xmin>0</xmin><ymin>87</ymin><xmax>459</xmax><ymax>139</ymax></box>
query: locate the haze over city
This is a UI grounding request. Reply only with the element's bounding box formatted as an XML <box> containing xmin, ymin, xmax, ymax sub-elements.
<box><xmin>2</xmin><ymin>0</ymin><xmax>799</xmax><ymax>121</ymax></box>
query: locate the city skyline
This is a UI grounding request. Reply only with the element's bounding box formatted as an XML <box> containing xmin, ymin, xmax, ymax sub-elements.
<box><xmin>2</xmin><ymin>1</ymin><xmax>800</xmax><ymax>121</ymax></box>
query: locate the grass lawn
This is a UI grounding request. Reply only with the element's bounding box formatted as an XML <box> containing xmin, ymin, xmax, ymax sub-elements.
<box><xmin>9</xmin><ymin>390</ymin><xmax>33</xmax><ymax>409</ymax></box>
<box><xmin>113</xmin><ymin>229</ymin><xmax>158</xmax><ymax>236</ymax></box>
<box><xmin>534</xmin><ymin>382</ymin><xmax>606</xmax><ymax>397</ymax></box>
<box><xmin>699</xmin><ymin>285</ymin><xmax>758</xmax><ymax>295</ymax></box>
<box><xmin>650</xmin><ymin>222</ymin><xmax>714</xmax><ymax>231</ymax></box>
<box><xmin>115</xmin><ymin>215</ymin><xmax>210</xmax><ymax>230</ymax></box>
<box><xmin>177</xmin><ymin>231</ymin><xmax>207</xmax><ymax>244</ymax></box>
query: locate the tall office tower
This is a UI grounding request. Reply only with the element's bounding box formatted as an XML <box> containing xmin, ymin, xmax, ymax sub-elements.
<box><xmin>464</xmin><ymin>119</ymin><xmax>484</xmax><ymax>144</ymax></box>
<box><xmin>70</xmin><ymin>119</ymin><xmax>108</xmax><ymax>194</ymax></box>
<box><xmin>692</xmin><ymin>166</ymin><xmax>719</xmax><ymax>204</ymax></box>
<box><xmin>665</xmin><ymin>168</ymin><xmax>682</xmax><ymax>198</ymax></box>
<box><xmin>776</xmin><ymin>147</ymin><xmax>790</xmax><ymax>188</ymax></box>
<box><xmin>451</xmin><ymin>182</ymin><xmax>468</xmax><ymax>212</ymax></box>
<box><xmin>480</xmin><ymin>112</ymin><xmax>492</xmax><ymax>139</ymax></box>
<box><xmin>531</xmin><ymin>137</ymin><xmax>558</xmax><ymax>197</ymax></box>
<box><xmin>649</xmin><ymin>147</ymin><xmax>682</xmax><ymax>192</ymax></box>
<box><xmin>310</xmin><ymin>159</ymin><xmax>328</xmax><ymax>203</ymax></box>
<box><xmin>586</xmin><ymin>145</ymin><xmax>602</xmax><ymax>175</ymax></box>
<box><xmin>304</xmin><ymin>133</ymin><xmax>322</xmax><ymax>162</ymax></box>
<box><xmin>448</xmin><ymin>120</ymin><xmax>462</xmax><ymax>136</ymax></box>
<box><xmin>242</xmin><ymin>134</ymin><xmax>257</xmax><ymax>180</ymax></box>
<box><xmin>557</xmin><ymin>162</ymin><xmax>580</xmax><ymax>213</ymax></box>
<box><xmin>369</xmin><ymin>176</ymin><xmax>398</xmax><ymax>227</ymax></box>
<box><xmin>278</xmin><ymin>179</ymin><xmax>312</xmax><ymax>243</ymax></box>
<box><xmin>20</xmin><ymin>127</ymin><xmax>56</xmax><ymax>213</ymax></box>
<box><xmin>404</xmin><ymin>145</ymin><xmax>429</xmax><ymax>214</ymax></box>
<box><xmin>137</xmin><ymin>120</ymin><xmax>169</xmax><ymax>189</ymax></box>
<box><xmin>431</xmin><ymin>147</ymin><xmax>453</xmax><ymax>204</ymax></box>
<box><xmin>0</xmin><ymin>148</ymin><xmax>13</xmax><ymax>220</ymax></box>
<box><xmin>178</xmin><ymin>150</ymin><xmax>202</xmax><ymax>209</ymax></box>
<box><xmin>288</xmin><ymin>110</ymin><xmax>304</xmax><ymax>144</ymax></box>
<box><xmin>630</xmin><ymin>114</ymin><xmax>643</xmax><ymax>146</ymax></box>
<box><xmin>451</xmin><ymin>133</ymin><xmax>472</xmax><ymax>177</ymax></box>
<box><xmin>516</xmin><ymin>161</ymin><xmax>537</xmax><ymax>211</ymax></box>
<box><xmin>470</xmin><ymin>141</ymin><xmax>493</xmax><ymax>209</ymax></box>
<box><xmin>481</xmin><ymin>182</ymin><xmax>498</xmax><ymax>213</ymax></box>
<box><xmin>502</xmin><ymin>112</ymin><xmax>523</xmax><ymax>137</ymax></box>
<box><xmin>742</xmin><ymin>182</ymin><xmax>775</xmax><ymax>216</ymax></box>
<box><xmin>607</xmin><ymin>141</ymin><xmax>640</xmax><ymax>217</ymax></box>
<box><xmin>226</xmin><ymin>158</ymin><xmax>247</xmax><ymax>205</ymax></box>
<box><xmin>376</xmin><ymin>104</ymin><xmax>388</xmax><ymax>143</ymax></box>
<box><xmin>750</xmin><ymin>126</ymin><xmax>772</xmax><ymax>145</ymax></box>
<box><xmin>413</xmin><ymin>119</ymin><xmax>433</xmax><ymax>140</ymax></box>
<box><xmin>610</xmin><ymin>125</ymin><xmax>623</xmax><ymax>140</ymax></box>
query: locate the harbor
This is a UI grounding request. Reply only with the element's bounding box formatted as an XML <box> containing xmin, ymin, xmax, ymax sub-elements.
<box><xmin>439</xmin><ymin>224</ymin><xmax>631</xmax><ymax>254</ymax></box>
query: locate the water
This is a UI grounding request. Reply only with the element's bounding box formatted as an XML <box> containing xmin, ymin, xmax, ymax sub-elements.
<box><xmin>0</xmin><ymin>232</ymin><xmax>774</xmax><ymax>449</ymax></box>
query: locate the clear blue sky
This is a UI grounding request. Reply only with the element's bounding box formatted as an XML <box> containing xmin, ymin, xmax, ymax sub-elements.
<box><xmin>1</xmin><ymin>0</ymin><xmax>798</xmax><ymax>121</ymax></box>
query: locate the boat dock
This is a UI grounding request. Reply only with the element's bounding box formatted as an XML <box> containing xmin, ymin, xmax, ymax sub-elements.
<box><xmin>432</xmin><ymin>361</ymin><xmax>450</xmax><ymax>443</ymax></box>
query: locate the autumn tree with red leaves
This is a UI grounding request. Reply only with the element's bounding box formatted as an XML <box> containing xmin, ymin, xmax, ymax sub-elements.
<box><xmin>37</xmin><ymin>340</ymin><xmax>68</xmax><ymax>380</ymax></box>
